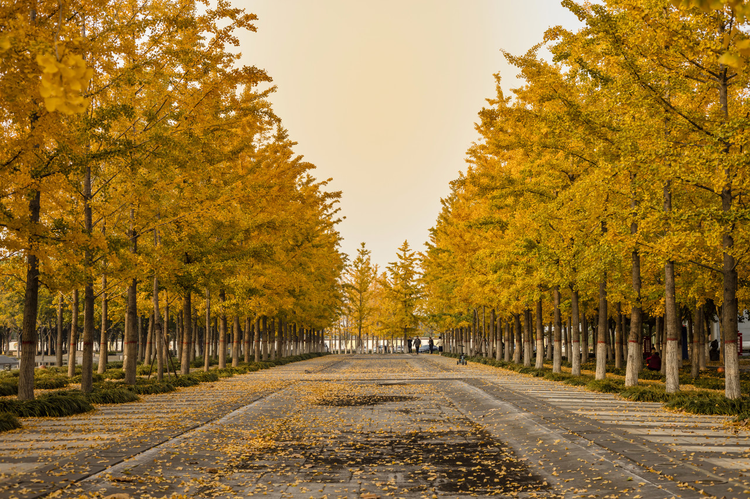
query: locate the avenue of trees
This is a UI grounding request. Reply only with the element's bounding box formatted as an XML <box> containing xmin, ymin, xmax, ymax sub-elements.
<box><xmin>421</xmin><ymin>0</ymin><xmax>750</xmax><ymax>398</ymax></box>
<box><xmin>1</xmin><ymin>1</ymin><xmax>345</xmax><ymax>399</ymax></box>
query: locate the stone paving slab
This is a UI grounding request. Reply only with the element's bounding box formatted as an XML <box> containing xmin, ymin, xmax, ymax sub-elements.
<box><xmin>3</xmin><ymin>354</ymin><xmax>750</xmax><ymax>498</ymax></box>
<box><xmin>418</xmin><ymin>355</ymin><xmax>750</xmax><ymax>497</ymax></box>
<box><xmin>0</xmin><ymin>368</ymin><xmax>295</xmax><ymax>498</ymax></box>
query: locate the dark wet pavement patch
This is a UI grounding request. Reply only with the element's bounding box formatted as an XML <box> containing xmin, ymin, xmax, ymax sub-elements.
<box><xmin>315</xmin><ymin>394</ymin><xmax>416</xmax><ymax>406</ymax></box>
<box><xmin>234</xmin><ymin>426</ymin><xmax>549</xmax><ymax>495</ymax></box>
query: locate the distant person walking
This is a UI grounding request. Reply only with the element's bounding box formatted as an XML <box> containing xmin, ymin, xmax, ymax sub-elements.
<box><xmin>413</xmin><ymin>337</ymin><xmax>422</xmax><ymax>355</ymax></box>
<box><xmin>428</xmin><ymin>337</ymin><xmax>434</xmax><ymax>354</ymax></box>
<box><xmin>407</xmin><ymin>338</ymin><xmax>413</xmax><ymax>354</ymax></box>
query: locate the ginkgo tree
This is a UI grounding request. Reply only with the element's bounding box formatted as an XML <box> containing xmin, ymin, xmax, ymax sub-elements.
<box><xmin>342</xmin><ymin>243</ymin><xmax>378</xmax><ymax>354</ymax></box>
<box><xmin>1</xmin><ymin>0</ymin><xmax>346</xmax><ymax>400</ymax></box>
<box><xmin>422</xmin><ymin>0</ymin><xmax>750</xmax><ymax>401</ymax></box>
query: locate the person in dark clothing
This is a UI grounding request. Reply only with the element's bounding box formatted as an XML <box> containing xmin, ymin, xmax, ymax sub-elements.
<box><xmin>709</xmin><ymin>339</ymin><xmax>720</xmax><ymax>361</ymax></box>
<box><xmin>646</xmin><ymin>348</ymin><xmax>661</xmax><ymax>371</ymax></box>
<box><xmin>413</xmin><ymin>337</ymin><xmax>422</xmax><ymax>354</ymax></box>
<box><xmin>407</xmin><ymin>338</ymin><xmax>412</xmax><ymax>353</ymax></box>
<box><xmin>428</xmin><ymin>337</ymin><xmax>434</xmax><ymax>354</ymax></box>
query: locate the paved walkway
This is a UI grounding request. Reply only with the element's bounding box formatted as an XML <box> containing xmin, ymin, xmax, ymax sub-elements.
<box><xmin>0</xmin><ymin>355</ymin><xmax>748</xmax><ymax>498</ymax></box>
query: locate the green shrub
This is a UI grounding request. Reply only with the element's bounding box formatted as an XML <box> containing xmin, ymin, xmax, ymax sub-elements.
<box><xmin>0</xmin><ymin>391</ymin><xmax>94</xmax><ymax>418</ymax></box>
<box><xmin>87</xmin><ymin>388</ymin><xmax>140</xmax><ymax>404</ymax></box>
<box><xmin>544</xmin><ymin>372</ymin><xmax>570</xmax><ymax>382</ymax></box>
<box><xmin>131</xmin><ymin>382</ymin><xmax>175</xmax><ymax>395</ymax></box>
<box><xmin>170</xmin><ymin>375</ymin><xmax>201</xmax><ymax>388</ymax></box>
<box><xmin>515</xmin><ymin>366</ymin><xmax>538</xmax><ymax>375</ymax></box>
<box><xmin>103</xmin><ymin>369</ymin><xmax>125</xmax><ymax>380</ymax></box>
<box><xmin>587</xmin><ymin>378</ymin><xmax>625</xmax><ymax>394</ymax></box>
<box><xmin>0</xmin><ymin>381</ymin><xmax>18</xmax><ymax>397</ymax></box>
<box><xmin>70</xmin><ymin>372</ymin><xmax>104</xmax><ymax>384</ymax></box>
<box><xmin>95</xmin><ymin>380</ymin><xmax>132</xmax><ymax>390</ymax></box>
<box><xmin>0</xmin><ymin>412</ymin><xmax>21</xmax><ymax>432</ymax></box>
<box><xmin>563</xmin><ymin>376</ymin><xmax>590</xmax><ymax>386</ymax></box>
<box><xmin>666</xmin><ymin>393</ymin><xmax>750</xmax><ymax>415</ymax></box>
<box><xmin>136</xmin><ymin>364</ymin><xmax>155</xmax><ymax>376</ymax></box>
<box><xmin>215</xmin><ymin>367</ymin><xmax>239</xmax><ymax>378</ymax></box>
<box><xmin>189</xmin><ymin>371</ymin><xmax>219</xmax><ymax>383</ymax></box>
<box><xmin>34</xmin><ymin>376</ymin><xmax>69</xmax><ymax>390</ymax></box>
<box><xmin>619</xmin><ymin>385</ymin><xmax>670</xmax><ymax>402</ymax></box>
<box><xmin>691</xmin><ymin>377</ymin><xmax>725</xmax><ymax>390</ymax></box>
<box><xmin>190</xmin><ymin>357</ymin><xmax>219</xmax><ymax>368</ymax></box>
<box><xmin>638</xmin><ymin>370</ymin><xmax>665</xmax><ymax>381</ymax></box>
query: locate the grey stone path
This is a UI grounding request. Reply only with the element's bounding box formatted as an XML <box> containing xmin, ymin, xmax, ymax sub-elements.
<box><xmin>1</xmin><ymin>355</ymin><xmax>749</xmax><ymax>498</ymax></box>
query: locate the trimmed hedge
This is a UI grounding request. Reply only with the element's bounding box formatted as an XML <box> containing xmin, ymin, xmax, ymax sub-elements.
<box><xmin>0</xmin><ymin>381</ymin><xmax>16</xmax><ymax>397</ymax></box>
<box><xmin>130</xmin><ymin>381</ymin><xmax>176</xmax><ymax>395</ymax></box>
<box><xmin>87</xmin><ymin>388</ymin><xmax>140</xmax><ymax>404</ymax></box>
<box><xmin>0</xmin><ymin>412</ymin><xmax>21</xmax><ymax>432</ymax></box>
<box><xmin>0</xmin><ymin>391</ymin><xmax>94</xmax><ymax>418</ymax></box>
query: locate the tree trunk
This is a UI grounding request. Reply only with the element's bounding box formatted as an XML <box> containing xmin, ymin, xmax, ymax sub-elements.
<box><xmin>68</xmin><ymin>289</ymin><xmax>79</xmax><ymax>377</ymax></box>
<box><xmin>691</xmin><ymin>306</ymin><xmax>701</xmax><ymax>379</ymax></box>
<box><xmin>56</xmin><ymin>293</ymin><xmax>64</xmax><ymax>368</ymax></box>
<box><xmin>145</xmin><ymin>312</ymin><xmax>154</xmax><ymax>366</ymax></box>
<box><xmin>218</xmin><ymin>291</ymin><xmax>227</xmax><ymax>368</ymax></box>
<box><xmin>699</xmin><ymin>305</ymin><xmax>708</xmax><ymax>370</ymax></box>
<box><xmin>546</xmin><ymin>321</ymin><xmax>553</xmax><ymax>361</ymax></box>
<box><xmin>625</xmin><ymin>245</ymin><xmax>643</xmax><ymax>386</ymax></box>
<box><xmin>254</xmin><ymin>317</ymin><xmax>260</xmax><ymax>362</ymax></box>
<box><xmin>175</xmin><ymin>309</ymin><xmax>182</xmax><ymax>363</ymax></box>
<box><xmin>124</xmin><ymin>277</ymin><xmax>138</xmax><ymax>385</ymax></box>
<box><xmin>232</xmin><ymin>315</ymin><xmax>240</xmax><ymax>367</ymax></box>
<box><xmin>595</xmin><ymin>279</ymin><xmax>607</xmax><ymax>380</ymax></box>
<box><xmin>614</xmin><ymin>303</ymin><xmax>623</xmax><ymax>369</ymax></box>
<box><xmin>18</xmin><ymin>190</ymin><xmax>41</xmax><ymax>401</ymax></box>
<box><xmin>98</xmin><ymin>278</ymin><xmax>108</xmax><ymax>374</ymax></box>
<box><xmin>495</xmin><ymin>317</ymin><xmax>502</xmax><ymax>361</ymax></box>
<box><xmin>81</xmin><ymin>281</ymin><xmax>95</xmax><ymax>393</ymax></box>
<box><xmin>571</xmin><ymin>289</ymin><xmax>581</xmax><ymax>376</ymax></box>
<box><xmin>244</xmin><ymin>317</ymin><xmax>252</xmax><ymax>363</ymax></box>
<box><xmin>553</xmin><ymin>286</ymin><xmax>562</xmax><ymax>373</ymax></box>
<box><xmin>80</xmin><ymin>160</ymin><xmax>95</xmax><ymax>393</ymax></box>
<box><xmin>523</xmin><ymin>308</ymin><xmax>532</xmax><ymax>367</ymax></box>
<box><xmin>581</xmin><ymin>313</ymin><xmax>589</xmax><ymax>364</ymax></box>
<box><xmin>489</xmin><ymin>309</ymin><xmax>495</xmax><ymax>359</ymax></box>
<box><xmin>262</xmin><ymin>316</ymin><xmax>269</xmax><ymax>361</ymax></box>
<box><xmin>513</xmin><ymin>314</ymin><xmax>522</xmax><ymax>364</ymax></box>
<box><xmin>180</xmin><ymin>292</ymin><xmax>192</xmax><ymax>375</ymax></box>
<box><xmin>154</xmin><ymin>276</ymin><xmax>163</xmax><ymax>380</ymax></box>
<box><xmin>535</xmin><ymin>300</ymin><xmax>544</xmax><ymax>369</ymax></box>
<box><xmin>504</xmin><ymin>320</ymin><xmax>511</xmax><ymax>362</ymax></box>
<box><xmin>664</xmin><ymin>260</ymin><xmax>680</xmax><ymax>393</ymax></box>
<box><xmin>203</xmin><ymin>289</ymin><xmax>210</xmax><ymax>372</ymax></box>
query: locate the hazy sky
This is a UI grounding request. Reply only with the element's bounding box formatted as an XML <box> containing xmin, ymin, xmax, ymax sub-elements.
<box><xmin>235</xmin><ymin>1</ymin><xmax>582</xmax><ymax>270</ymax></box>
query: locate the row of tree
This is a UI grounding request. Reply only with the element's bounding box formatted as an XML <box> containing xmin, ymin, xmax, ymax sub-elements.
<box><xmin>1</xmin><ymin>0</ymin><xmax>344</xmax><ymax>399</ymax></box>
<box><xmin>421</xmin><ymin>0</ymin><xmax>750</xmax><ymax>398</ymax></box>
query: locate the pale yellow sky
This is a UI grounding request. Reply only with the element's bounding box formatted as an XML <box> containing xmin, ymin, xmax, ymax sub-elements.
<box><xmin>234</xmin><ymin>1</ymin><xmax>582</xmax><ymax>269</ymax></box>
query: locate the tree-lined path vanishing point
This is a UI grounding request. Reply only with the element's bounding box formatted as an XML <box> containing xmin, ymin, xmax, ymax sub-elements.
<box><xmin>1</xmin><ymin>355</ymin><xmax>749</xmax><ymax>499</ymax></box>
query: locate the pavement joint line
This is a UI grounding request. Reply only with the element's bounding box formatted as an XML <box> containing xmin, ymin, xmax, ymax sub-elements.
<box><xmin>447</xmin><ymin>378</ymin><xmax>690</xmax><ymax>498</ymax></box>
<box><xmin>78</xmin><ymin>386</ymin><xmax>291</xmax><ymax>485</ymax></box>
<box><xmin>465</xmin><ymin>371</ymin><xmax>742</xmax><ymax>493</ymax></box>
<box><xmin>0</xmin><ymin>380</ymin><xmax>295</xmax><ymax>499</ymax></box>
